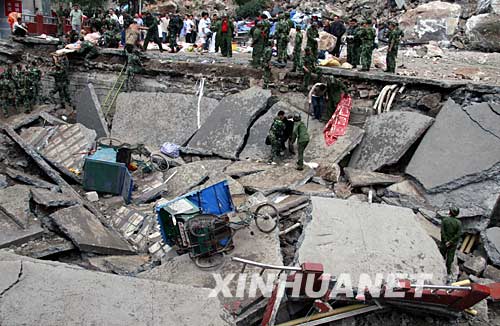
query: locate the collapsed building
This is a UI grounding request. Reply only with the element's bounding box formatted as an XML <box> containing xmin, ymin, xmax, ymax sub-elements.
<box><xmin>0</xmin><ymin>32</ymin><xmax>500</xmax><ymax>325</ymax></box>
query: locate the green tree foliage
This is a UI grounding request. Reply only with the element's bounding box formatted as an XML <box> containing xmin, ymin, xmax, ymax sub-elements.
<box><xmin>236</xmin><ymin>0</ymin><xmax>266</xmax><ymax>18</ymax></box>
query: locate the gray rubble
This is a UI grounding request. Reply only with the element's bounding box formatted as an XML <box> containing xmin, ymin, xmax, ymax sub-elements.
<box><xmin>50</xmin><ymin>205</ymin><xmax>133</xmax><ymax>255</ymax></box>
<box><xmin>349</xmin><ymin>111</ymin><xmax>434</xmax><ymax>171</ymax></box>
<box><xmin>482</xmin><ymin>227</ymin><xmax>500</xmax><ymax>267</ymax></box>
<box><xmin>344</xmin><ymin>167</ymin><xmax>402</xmax><ymax>187</ymax></box>
<box><xmin>484</xmin><ymin>265</ymin><xmax>500</xmax><ymax>281</ymax></box>
<box><xmin>87</xmin><ymin>255</ymin><xmax>150</xmax><ymax>275</ymax></box>
<box><xmin>0</xmin><ymin>185</ymin><xmax>44</xmax><ymax>248</ymax></box>
<box><xmin>297</xmin><ymin>197</ymin><xmax>447</xmax><ymax>283</ymax></box>
<box><xmin>76</xmin><ymin>83</ymin><xmax>110</xmax><ymax>139</ymax></box>
<box><xmin>13</xmin><ymin>234</ymin><xmax>75</xmax><ymax>258</ymax></box>
<box><xmin>291</xmin><ymin>183</ymin><xmax>335</xmax><ymax>197</ymax></box>
<box><xmin>307</xmin><ymin>125</ymin><xmax>364</xmax><ymax>164</ymax></box>
<box><xmin>238</xmin><ymin>165</ymin><xmax>314</xmax><ymax>195</ymax></box>
<box><xmin>188</xmin><ymin>87</ymin><xmax>272</xmax><ymax>158</ymax></box>
<box><xmin>30</xmin><ymin>188</ymin><xmax>79</xmax><ymax>207</ymax></box>
<box><xmin>5</xmin><ymin>167</ymin><xmax>58</xmax><ymax>190</ymax></box>
<box><xmin>111</xmin><ymin>92</ymin><xmax>219</xmax><ymax>148</ymax></box>
<box><xmin>0</xmin><ymin>251</ymin><xmax>232</xmax><ymax>326</ymax></box>
<box><xmin>463</xmin><ymin>255</ymin><xmax>487</xmax><ymax>276</ymax></box>
<box><xmin>224</xmin><ymin>160</ymin><xmax>273</xmax><ymax>177</ymax></box>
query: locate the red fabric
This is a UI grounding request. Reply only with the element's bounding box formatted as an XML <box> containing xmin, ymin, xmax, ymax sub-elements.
<box><xmin>221</xmin><ymin>21</ymin><xmax>228</xmax><ymax>33</ymax></box>
<box><xmin>323</xmin><ymin>94</ymin><xmax>353</xmax><ymax>146</ymax></box>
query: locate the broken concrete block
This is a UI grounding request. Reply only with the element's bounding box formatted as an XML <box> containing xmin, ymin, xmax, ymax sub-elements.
<box><xmin>13</xmin><ymin>234</ymin><xmax>75</xmax><ymax>258</ymax></box>
<box><xmin>483</xmin><ymin>265</ymin><xmax>500</xmax><ymax>281</ymax></box>
<box><xmin>315</xmin><ymin>162</ymin><xmax>341</xmax><ymax>183</ymax></box>
<box><xmin>5</xmin><ymin>167</ymin><xmax>58</xmax><ymax>190</ymax></box>
<box><xmin>407</xmin><ymin>100</ymin><xmax>500</xmax><ymax>218</ymax></box>
<box><xmin>188</xmin><ymin>87</ymin><xmax>272</xmax><ymax>158</ymax></box>
<box><xmin>87</xmin><ymin>255</ymin><xmax>150</xmax><ymax>275</ymax></box>
<box><xmin>238</xmin><ymin>165</ymin><xmax>314</xmax><ymax>195</ymax></box>
<box><xmin>271</xmin><ymin>194</ymin><xmax>310</xmax><ymax>214</ymax></box>
<box><xmin>344</xmin><ymin>168</ymin><xmax>402</xmax><ymax>187</ymax></box>
<box><xmin>0</xmin><ymin>174</ymin><xmax>8</xmax><ymax>189</ymax></box>
<box><xmin>76</xmin><ymin>83</ymin><xmax>110</xmax><ymax>138</ymax></box>
<box><xmin>30</xmin><ymin>188</ymin><xmax>78</xmax><ymax>207</ymax></box>
<box><xmin>161</xmin><ymin>161</ymin><xmax>209</xmax><ymax>200</ymax></box>
<box><xmin>112</xmin><ymin>92</ymin><xmax>219</xmax><ymax>148</ymax></box>
<box><xmin>224</xmin><ymin>160</ymin><xmax>273</xmax><ymax>177</ymax></box>
<box><xmin>0</xmin><ymin>252</ymin><xmax>232</xmax><ymax>325</ymax></box>
<box><xmin>415</xmin><ymin>212</ymin><xmax>441</xmax><ymax>242</ymax></box>
<box><xmin>481</xmin><ymin>227</ymin><xmax>500</xmax><ymax>267</ymax></box>
<box><xmin>463</xmin><ymin>255</ymin><xmax>487</xmax><ymax>276</ymax></box>
<box><xmin>385</xmin><ymin>180</ymin><xmax>426</xmax><ymax>199</ymax></box>
<box><xmin>349</xmin><ymin>111</ymin><xmax>434</xmax><ymax>171</ymax></box>
<box><xmin>85</xmin><ymin>191</ymin><xmax>99</xmax><ymax>202</ymax></box>
<box><xmin>291</xmin><ymin>183</ymin><xmax>334</xmax><ymax>197</ymax></box>
<box><xmin>0</xmin><ymin>185</ymin><xmax>44</xmax><ymax>248</ymax></box>
<box><xmin>307</xmin><ymin>125</ymin><xmax>364</xmax><ymax>164</ymax></box>
<box><xmin>297</xmin><ymin>197</ymin><xmax>447</xmax><ymax>283</ymax></box>
<box><xmin>50</xmin><ymin>205</ymin><xmax>133</xmax><ymax>255</ymax></box>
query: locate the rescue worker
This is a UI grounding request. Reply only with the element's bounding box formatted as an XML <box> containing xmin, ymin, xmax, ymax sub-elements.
<box><xmin>14</xmin><ymin>65</ymin><xmax>28</xmax><ymax>112</ymax></box>
<box><xmin>276</xmin><ymin>15</ymin><xmax>290</xmax><ymax>64</ymax></box>
<box><xmin>125</xmin><ymin>45</ymin><xmax>143</xmax><ymax>92</ymax></box>
<box><xmin>268</xmin><ymin>110</ymin><xmax>286</xmax><ymax>163</ymax></box>
<box><xmin>385</xmin><ymin>21</ymin><xmax>403</xmax><ymax>73</ymax></box>
<box><xmin>168</xmin><ymin>13</ymin><xmax>182</xmax><ymax>53</ymax></box>
<box><xmin>261</xmin><ymin>14</ymin><xmax>271</xmax><ymax>43</ymax></box>
<box><xmin>306</xmin><ymin>22</ymin><xmax>319</xmax><ymax>59</ymax></box>
<box><xmin>302</xmin><ymin>47</ymin><xmax>320</xmax><ymax>91</ymax></box>
<box><xmin>291</xmin><ymin>25</ymin><xmax>303</xmax><ymax>72</ymax></box>
<box><xmin>49</xmin><ymin>63</ymin><xmax>71</xmax><ymax>109</ymax></box>
<box><xmin>143</xmin><ymin>12</ymin><xmax>164</xmax><ymax>52</ymax></box>
<box><xmin>28</xmin><ymin>61</ymin><xmax>42</xmax><ymax>104</ymax></box>
<box><xmin>218</xmin><ymin>15</ymin><xmax>234</xmax><ymax>58</ymax></box>
<box><xmin>0</xmin><ymin>74</ymin><xmax>12</xmax><ymax>117</ymax></box>
<box><xmin>325</xmin><ymin>76</ymin><xmax>348</xmax><ymax>120</ymax></box>
<box><xmin>440</xmin><ymin>207</ymin><xmax>462</xmax><ymax>277</ymax></box>
<box><xmin>291</xmin><ymin>113</ymin><xmax>309</xmax><ymax>171</ymax></box>
<box><xmin>212</xmin><ymin>14</ymin><xmax>221</xmax><ymax>53</ymax></box>
<box><xmin>251</xmin><ymin>21</ymin><xmax>265</xmax><ymax>68</ymax></box>
<box><xmin>285</xmin><ymin>12</ymin><xmax>294</xmax><ymax>30</ymax></box>
<box><xmin>357</xmin><ymin>19</ymin><xmax>376</xmax><ymax>71</ymax></box>
<box><xmin>103</xmin><ymin>27</ymin><xmax>120</xmax><ymax>48</ymax></box>
<box><xmin>261</xmin><ymin>40</ymin><xmax>273</xmax><ymax>89</ymax></box>
<box><xmin>56</xmin><ymin>4</ymin><xmax>66</xmax><ymax>36</ymax></box>
<box><xmin>78</xmin><ymin>38</ymin><xmax>99</xmax><ymax>64</ymax></box>
<box><xmin>346</xmin><ymin>18</ymin><xmax>360</xmax><ymax>68</ymax></box>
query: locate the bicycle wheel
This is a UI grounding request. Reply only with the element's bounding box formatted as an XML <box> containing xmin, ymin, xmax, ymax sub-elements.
<box><xmin>150</xmin><ymin>153</ymin><xmax>170</xmax><ymax>172</ymax></box>
<box><xmin>254</xmin><ymin>203</ymin><xmax>279</xmax><ymax>233</ymax></box>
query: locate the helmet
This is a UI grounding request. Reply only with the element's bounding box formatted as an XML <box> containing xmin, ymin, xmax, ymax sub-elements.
<box><xmin>449</xmin><ymin>206</ymin><xmax>460</xmax><ymax>217</ymax></box>
<box><xmin>293</xmin><ymin>112</ymin><xmax>301</xmax><ymax>121</ymax></box>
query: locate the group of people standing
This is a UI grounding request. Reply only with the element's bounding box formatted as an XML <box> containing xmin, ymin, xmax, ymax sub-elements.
<box><xmin>0</xmin><ymin>62</ymin><xmax>42</xmax><ymax>118</ymax></box>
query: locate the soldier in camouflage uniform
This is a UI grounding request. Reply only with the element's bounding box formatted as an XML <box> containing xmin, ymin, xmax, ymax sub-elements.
<box><xmin>306</xmin><ymin>22</ymin><xmax>319</xmax><ymax>59</ymax></box>
<box><xmin>268</xmin><ymin>110</ymin><xmax>286</xmax><ymax>163</ymax></box>
<box><xmin>302</xmin><ymin>47</ymin><xmax>320</xmax><ymax>91</ymax></box>
<box><xmin>125</xmin><ymin>45</ymin><xmax>143</xmax><ymax>92</ymax></box>
<box><xmin>356</xmin><ymin>20</ymin><xmax>376</xmax><ymax>71</ymax></box>
<box><xmin>78</xmin><ymin>38</ymin><xmax>99</xmax><ymax>64</ymax></box>
<box><xmin>346</xmin><ymin>18</ymin><xmax>360</xmax><ymax>68</ymax></box>
<box><xmin>251</xmin><ymin>21</ymin><xmax>265</xmax><ymax>68</ymax></box>
<box><xmin>14</xmin><ymin>65</ymin><xmax>30</xmax><ymax>113</ymax></box>
<box><xmin>385</xmin><ymin>21</ymin><xmax>403</xmax><ymax>73</ymax></box>
<box><xmin>143</xmin><ymin>12</ymin><xmax>164</xmax><ymax>52</ymax></box>
<box><xmin>49</xmin><ymin>63</ymin><xmax>71</xmax><ymax>108</ymax></box>
<box><xmin>262</xmin><ymin>41</ymin><xmax>273</xmax><ymax>89</ymax></box>
<box><xmin>0</xmin><ymin>74</ymin><xmax>11</xmax><ymax>117</ymax></box>
<box><xmin>291</xmin><ymin>25</ymin><xmax>303</xmax><ymax>72</ymax></box>
<box><xmin>276</xmin><ymin>15</ymin><xmax>290</xmax><ymax>64</ymax></box>
<box><xmin>261</xmin><ymin>14</ymin><xmax>271</xmax><ymax>43</ymax></box>
<box><xmin>168</xmin><ymin>13</ymin><xmax>183</xmax><ymax>53</ymax></box>
<box><xmin>28</xmin><ymin>61</ymin><xmax>42</xmax><ymax>105</ymax></box>
<box><xmin>2</xmin><ymin>65</ymin><xmax>17</xmax><ymax>114</ymax></box>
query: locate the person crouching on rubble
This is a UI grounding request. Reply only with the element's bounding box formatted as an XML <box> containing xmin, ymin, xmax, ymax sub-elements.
<box><xmin>440</xmin><ymin>206</ymin><xmax>462</xmax><ymax>282</ymax></box>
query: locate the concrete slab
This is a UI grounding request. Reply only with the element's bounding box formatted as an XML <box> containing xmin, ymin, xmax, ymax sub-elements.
<box><xmin>344</xmin><ymin>168</ymin><xmax>402</xmax><ymax>187</ymax></box>
<box><xmin>349</xmin><ymin>111</ymin><xmax>434</xmax><ymax>171</ymax></box>
<box><xmin>111</xmin><ymin>92</ymin><xmax>219</xmax><ymax>148</ymax></box>
<box><xmin>30</xmin><ymin>188</ymin><xmax>78</xmax><ymax>207</ymax></box>
<box><xmin>76</xmin><ymin>83</ymin><xmax>110</xmax><ymax>138</ymax></box>
<box><xmin>139</xmin><ymin>222</ymin><xmax>283</xmax><ymax>306</ymax></box>
<box><xmin>291</xmin><ymin>183</ymin><xmax>335</xmax><ymax>197</ymax></box>
<box><xmin>5</xmin><ymin>167</ymin><xmax>58</xmax><ymax>190</ymax></box>
<box><xmin>297</xmin><ymin>197</ymin><xmax>447</xmax><ymax>284</ymax></box>
<box><xmin>0</xmin><ymin>252</ymin><xmax>232</xmax><ymax>326</ymax></box>
<box><xmin>407</xmin><ymin>100</ymin><xmax>500</xmax><ymax>192</ymax></box>
<box><xmin>238</xmin><ymin>165</ymin><xmax>314</xmax><ymax>195</ymax></box>
<box><xmin>482</xmin><ymin>227</ymin><xmax>500</xmax><ymax>267</ymax></box>
<box><xmin>13</xmin><ymin>234</ymin><xmax>75</xmax><ymax>258</ymax></box>
<box><xmin>50</xmin><ymin>205</ymin><xmax>133</xmax><ymax>255</ymax></box>
<box><xmin>307</xmin><ymin>124</ymin><xmax>364</xmax><ymax>164</ymax></box>
<box><xmin>0</xmin><ymin>260</ymin><xmax>21</xmax><ymax>294</ymax></box>
<box><xmin>0</xmin><ymin>186</ymin><xmax>44</xmax><ymax>248</ymax></box>
<box><xmin>224</xmin><ymin>160</ymin><xmax>273</xmax><ymax>177</ymax></box>
<box><xmin>87</xmin><ymin>255</ymin><xmax>150</xmax><ymax>275</ymax></box>
<box><xmin>188</xmin><ymin>87</ymin><xmax>272</xmax><ymax>159</ymax></box>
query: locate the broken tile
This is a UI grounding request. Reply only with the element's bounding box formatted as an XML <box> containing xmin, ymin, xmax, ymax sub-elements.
<box><xmin>297</xmin><ymin>197</ymin><xmax>447</xmax><ymax>284</ymax></box>
<box><xmin>112</xmin><ymin>92</ymin><xmax>219</xmax><ymax>148</ymax></box>
<box><xmin>50</xmin><ymin>205</ymin><xmax>133</xmax><ymax>255</ymax></box>
<box><xmin>188</xmin><ymin>87</ymin><xmax>272</xmax><ymax>158</ymax></box>
<box><xmin>75</xmin><ymin>83</ymin><xmax>110</xmax><ymax>138</ymax></box>
<box><xmin>238</xmin><ymin>165</ymin><xmax>314</xmax><ymax>195</ymax></box>
<box><xmin>350</xmin><ymin>111</ymin><xmax>434</xmax><ymax>171</ymax></box>
<box><xmin>344</xmin><ymin>167</ymin><xmax>402</xmax><ymax>187</ymax></box>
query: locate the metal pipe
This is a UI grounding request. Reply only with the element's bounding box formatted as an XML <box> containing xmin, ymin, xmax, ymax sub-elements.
<box><xmin>275</xmin><ymin>304</ymin><xmax>370</xmax><ymax>326</ymax></box>
<box><xmin>410</xmin><ymin>284</ymin><xmax>471</xmax><ymax>291</ymax></box>
<box><xmin>231</xmin><ymin>257</ymin><xmax>301</xmax><ymax>272</ymax></box>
